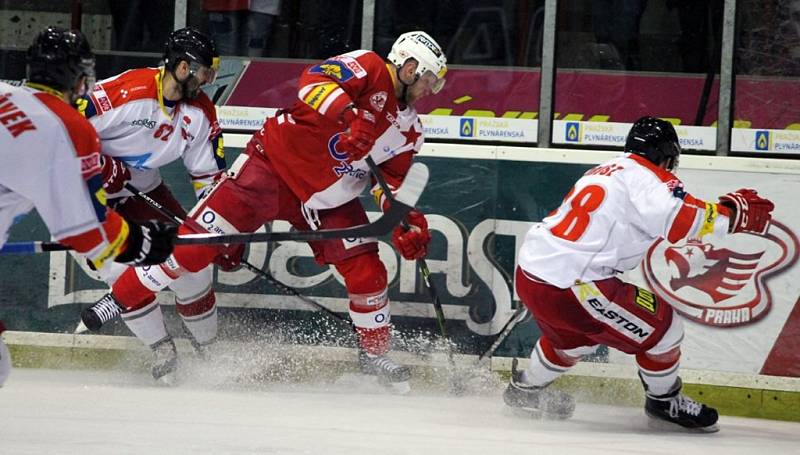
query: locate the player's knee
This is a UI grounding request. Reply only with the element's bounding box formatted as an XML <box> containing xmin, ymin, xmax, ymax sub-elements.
<box><xmin>539</xmin><ymin>336</ymin><xmax>581</xmax><ymax>368</ymax></box>
<box><xmin>637</xmin><ymin>314</ymin><xmax>684</xmax><ymax>369</ymax></box>
<box><xmin>170</xmin><ymin>224</ymin><xmax>218</xmax><ymax>273</ymax></box>
<box><xmin>336</xmin><ymin>253</ymin><xmax>387</xmax><ymax>295</ymax></box>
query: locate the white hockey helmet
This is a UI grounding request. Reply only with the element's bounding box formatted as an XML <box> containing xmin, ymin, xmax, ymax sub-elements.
<box><xmin>388</xmin><ymin>31</ymin><xmax>447</xmax><ymax>93</ymax></box>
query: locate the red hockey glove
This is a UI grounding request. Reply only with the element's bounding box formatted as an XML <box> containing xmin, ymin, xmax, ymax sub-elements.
<box><xmin>100</xmin><ymin>155</ymin><xmax>131</xmax><ymax>194</ymax></box>
<box><xmin>339</xmin><ymin>108</ymin><xmax>378</xmax><ymax>162</ymax></box>
<box><xmin>719</xmin><ymin>188</ymin><xmax>774</xmax><ymax>235</ymax></box>
<box><xmin>214</xmin><ymin>244</ymin><xmax>245</xmax><ymax>272</ymax></box>
<box><xmin>392</xmin><ymin>210</ymin><xmax>431</xmax><ymax>260</ymax></box>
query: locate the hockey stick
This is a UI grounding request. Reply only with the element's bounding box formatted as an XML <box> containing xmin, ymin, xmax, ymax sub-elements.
<box><xmin>476</xmin><ymin>306</ymin><xmax>528</xmax><ymax>361</ymax></box>
<box><xmin>364</xmin><ymin>157</ymin><xmax>449</xmax><ymax>339</ymax></box>
<box><xmin>365</xmin><ymin>157</ymin><xmax>467</xmax><ymax>393</ymax></box>
<box><xmin>123</xmin><ymin>183</ymin><xmax>354</xmax><ymax>329</ymax></box>
<box><xmin>0</xmin><ymin>163</ymin><xmax>429</xmax><ymax>254</ymax></box>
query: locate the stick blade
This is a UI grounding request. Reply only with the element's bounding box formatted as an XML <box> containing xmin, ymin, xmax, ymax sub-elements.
<box><xmin>394</xmin><ymin>162</ymin><xmax>429</xmax><ymax>209</ymax></box>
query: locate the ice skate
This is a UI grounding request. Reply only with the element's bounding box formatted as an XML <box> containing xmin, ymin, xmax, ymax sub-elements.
<box><xmin>359</xmin><ymin>351</ymin><xmax>411</xmax><ymax>394</ymax></box>
<box><xmin>81</xmin><ymin>293</ymin><xmax>124</xmax><ymax>332</ymax></box>
<box><xmin>151</xmin><ymin>337</ymin><xmax>178</xmax><ymax>385</ymax></box>
<box><xmin>644</xmin><ymin>377</ymin><xmax>719</xmax><ymax>433</ymax></box>
<box><xmin>503</xmin><ymin>358</ymin><xmax>575</xmax><ymax>419</ymax></box>
<box><xmin>187</xmin><ymin>335</ymin><xmax>216</xmax><ymax>360</ymax></box>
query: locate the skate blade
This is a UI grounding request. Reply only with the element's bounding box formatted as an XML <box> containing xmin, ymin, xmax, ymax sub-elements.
<box><xmin>385</xmin><ymin>380</ymin><xmax>411</xmax><ymax>395</ymax></box>
<box><xmin>155</xmin><ymin>371</ymin><xmax>179</xmax><ymax>387</ymax></box>
<box><xmin>646</xmin><ymin>416</ymin><xmax>720</xmax><ymax>433</ymax></box>
<box><xmin>508</xmin><ymin>406</ymin><xmax>573</xmax><ymax>420</ymax></box>
<box><xmin>74</xmin><ymin>321</ymin><xmax>88</xmax><ymax>334</ymax></box>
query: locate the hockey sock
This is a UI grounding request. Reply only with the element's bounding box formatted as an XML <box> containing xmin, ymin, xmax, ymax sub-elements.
<box><xmin>523</xmin><ymin>337</ymin><xmax>580</xmax><ymax>387</ymax></box>
<box><xmin>337</xmin><ymin>253</ymin><xmax>390</xmax><ymax>355</ymax></box>
<box><xmin>120</xmin><ymin>297</ymin><xmax>169</xmax><ymax>347</ymax></box>
<box><xmin>636</xmin><ymin>347</ymin><xmax>681</xmax><ymax>396</ymax></box>
<box><xmin>176</xmin><ymin>289</ymin><xmax>218</xmax><ymax>345</ymax></box>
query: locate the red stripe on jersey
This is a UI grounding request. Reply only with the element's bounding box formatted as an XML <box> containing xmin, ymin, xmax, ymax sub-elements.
<box><xmin>33</xmin><ymin>92</ymin><xmax>101</xmax><ymax>160</ymax></box>
<box><xmin>683</xmin><ymin>193</ymin><xmax>706</xmax><ymax>209</ymax></box>
<box><xmin>185</xmin><ymin>92</ymin><xmax>220</xmax><ymax>131</ymax></box>
<box><xmin>59</xmin><ymin>210</ymin><xmax>126</xmax><ymax>255</ymax></box>
<box><xmin>94</xmin><ymin>68</ymin><xmax>160</xmax><ymax>109</ymax></box>
<box><xmin>667</xmin><ymin>204</ymin><xmax>697</xmax><ymax>243</ymax></box>
<box><xmin>627</xmin><ymin>154</ymin><xmax>678</xmax><ymax>183</ymax></box>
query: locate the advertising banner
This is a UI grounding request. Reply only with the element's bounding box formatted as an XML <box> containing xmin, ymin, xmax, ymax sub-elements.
<box><xmin>224</xmin><ymin>61</ymin><xmax>800</xmax><ymax>152</ymax></box>
<box><xmin>1</xmin><ymin>152</ymin><xmax>798</xmax><ymax>377</ymax></box>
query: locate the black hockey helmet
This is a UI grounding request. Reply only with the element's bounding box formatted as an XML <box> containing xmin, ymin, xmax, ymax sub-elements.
<box><xmin>26</xmin><ymin>26</ymin><xmax>95</xmax><ymax>94</ymax></box>
<box><xmin>624</xmin><ymin>116</ymin><xmax>681</xmax><ymax>171</ymax></box>
<box><xmin>163</xmin><ymin>27</ymin><xmax>219</xmax><ymax>75</ymax></box>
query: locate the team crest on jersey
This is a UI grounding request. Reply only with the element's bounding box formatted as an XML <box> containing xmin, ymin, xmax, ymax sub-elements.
<box><xmin>643</xmin><ymin>220</ymin><xmax>798</xmax><ymax>327</ymax></box>
<box><xmin>370</xmin><ymin>91</ymin><xmax>388</xmax><ymax>112</ymax></box>
<box><xmin>309</xmin><ymin>60</ymin><xmax>354</xmax><ymax>82</ymax></box>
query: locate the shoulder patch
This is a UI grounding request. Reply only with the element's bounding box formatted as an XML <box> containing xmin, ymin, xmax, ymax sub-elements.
<box><xmin>309</xmin><ymin>59</ymin><xmax>355</xmax><ymax>82</ymax></box>
<box><xmin>335</xmin><ymin>55</ymin><xmax>367</xmax><ymax>79</ymax></box>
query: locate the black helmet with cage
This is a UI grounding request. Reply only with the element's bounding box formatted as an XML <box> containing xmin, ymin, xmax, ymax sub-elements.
<box><xmin>624</xmin><ymin>116</ymin><xmax>682</xmax><ymax>171</ymax></box>
<box><xmin>162</xmin><ymin>27</ymin><xmax>219</xmax><ymax>99</ymax></box>
<box><xmin>26</xmin><ymin>26</ymin><xmax>95</xmax><ymax>96</ymax></box>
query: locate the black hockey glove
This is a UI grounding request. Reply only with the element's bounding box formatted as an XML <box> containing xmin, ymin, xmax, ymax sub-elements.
<box><xmin>115</xmin><ymin>220</ymin><xmax>177</xmax><ymax>266</ymax></box>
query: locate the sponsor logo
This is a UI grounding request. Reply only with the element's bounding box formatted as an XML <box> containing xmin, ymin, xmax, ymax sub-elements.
<box><xmin>415</xmin><ymin>34</ymin><xmax>443</xmax><ymax>57</ymax></box>
<box><xmin>130</xmin><ymin>118</ymin><xmax>156</xmax><ymax>129</ymax></box>
<box><xmin>309</xmin><ymin>61</ymin><xmax>354</xmax><ymax>82</ymax></box>
<box><xmin>643</xmin><ymin>221</ymin><xmax>799</xmax><ymax>327</ymax></box>
<box><xmin>755</xmin><ymin>130</ymin><xmax>771</xmax><ymax>151</ymax></box>
<box><xmin>565</xmin><ymin>122</ymin><xmax>581</xmax><ymax>142</ymax></box>
<box><xmin>337</xmin><ymin>56</ymin><xmax>367</xmax><ymax>79</ymax></box>
<box><xmin>459</xmin><ymin>118</ymin><xmax>475</xmax><ymax>137</ymax></box>
<box><xmin>343</xmin><ymin>236</ymin><xmax>375</xmax><ymax>250</ymax></box>
<box><xmin>586</xmin><ymin>298</ymin><xmax>653</xmax><ymax>339</ymax></box>
<box><xmin>327</xmin><ymin>133</ymin><xmax>367</xmax><ymax>178</ymax></box>
<box><xmin>97</xmin><ymin>96</ymin><xmax>112</xmax><ymax>112</ymax></box>
<box><xmin>634</xmin><ymin>288</ymin><xmax>657</xmax><ymax>314</ymax></box>
<box><xmin>370</xmin><ymin>91</ymin><xmax>387</xmax><ymax>111</ymax></box>
<box><xmin>328</xmin><ymin>132</ymin><xmax>349</xmax><ymax>161</ymax></box>
<box><xmin>79</xmin><ymin>153</ymin><xmax>101</xmax><ymax>174</ymax></box>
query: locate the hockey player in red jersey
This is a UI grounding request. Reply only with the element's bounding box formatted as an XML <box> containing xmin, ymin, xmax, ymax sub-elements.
<box><xmin>82</xmin><ymin>30</ymin><xmax>447</xmax><ymax>391</ymax></box>
<box><xmin>0</xmin><ymin>27</ymin><xmax>177</xmax><ymax>387</ymax></box>
<box><xmin>506</xmin><ymin>117</ymin><xmax>775</xmax><ymax>431</ymax></box>
<box><xmin>75</xmin><ymin>28</ymin><xmax>226</xmax><ymax>382</ymax></box>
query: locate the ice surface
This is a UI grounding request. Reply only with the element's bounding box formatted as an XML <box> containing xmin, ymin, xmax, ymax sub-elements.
<box><xmin>1</xmin><ymin>368</ymin><xmax>798</xmax><ymax>455</ymax></box>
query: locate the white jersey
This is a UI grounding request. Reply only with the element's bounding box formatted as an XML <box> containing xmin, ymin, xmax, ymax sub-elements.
<box><xmin>518</xmin><ymin>153</ymin><xmax>731</xmax><ymax>289</ymax></box>
<box><xmin>78</xmin><ymin>67</ymin><xmax>225</xmax><ymax>197</ymax></box>
<box><xmin>0</xmin><ymin>82</ymin><xmax>129</xmax><ymax>269</ymax></box>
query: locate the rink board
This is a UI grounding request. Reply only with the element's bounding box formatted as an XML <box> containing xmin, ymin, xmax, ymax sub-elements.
<box><xmin>1</xmin><ymin>143</ymin><xmax>799</xmax><ymax>419</ymax></box>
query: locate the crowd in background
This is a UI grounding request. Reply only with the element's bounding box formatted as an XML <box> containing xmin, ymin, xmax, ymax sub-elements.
<box><xmin>1</xmin><ymin>0</ymin><xmax>799</xmax><ymax>78</ymax></box>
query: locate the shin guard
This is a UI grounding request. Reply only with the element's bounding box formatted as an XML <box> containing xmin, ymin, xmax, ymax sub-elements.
<box><xmin>523</xmin><ymin>337</ymin><xmax>582</xmax><ymax>387</ymax></box>
<box><xmin>337</xmin><ymin>254</ymin><xmax>390</xmax><ymax>355</ymax></box>
<box><xmin>175</xmin><ymin>288</ymin><xmax>218</xmax><ymax>347</ymax></box>
<box><xmin>120</xmin><ymin>297</ymin><xmax>169</xmax><ymax>347</ymax></box>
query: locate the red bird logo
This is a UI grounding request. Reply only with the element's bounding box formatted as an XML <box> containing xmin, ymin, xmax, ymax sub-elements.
<box><xmin>643</xmin><ymin>221</ymin><xmax>797</xmax><ymax>327</ymax></box>
<box><xmin>664</xmin><ymin>240</ymin><xmax>764</xmax><ymax>304</ymax></box>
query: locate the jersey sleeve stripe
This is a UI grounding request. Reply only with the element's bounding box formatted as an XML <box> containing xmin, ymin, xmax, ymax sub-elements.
<box><xmin>317</xmin><ymin>87</ymin><xmax>346</xmax><ymax>116</ymax></box>
<box><xmin>667</xmin><ymin>204</ymin><xmax>697</xmax><ymax>243</ymax></box>
<box><xmin>301</xmin><ymin>83</ymin><xmax>340</xmax><ymax>112</ymax></box>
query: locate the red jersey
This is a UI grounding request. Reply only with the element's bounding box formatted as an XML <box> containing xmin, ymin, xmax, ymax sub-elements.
<box><xmin>254</xmin><ymin>50</ymin><xmax>422</xmax><ymax>210</ymax></box>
